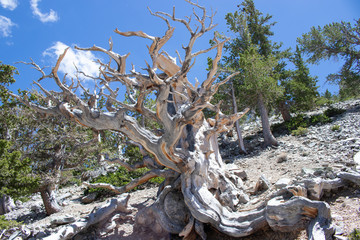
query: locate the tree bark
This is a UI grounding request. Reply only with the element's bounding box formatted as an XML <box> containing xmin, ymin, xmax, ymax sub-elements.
<box><xmin>0</xmin><ymin>195</ymin><xmax>15</xmax><ymax>215</ymax></box>
<box><xmin>278</xmin><ymin>99</ymin><xmax>291</xmax><ymax>122</ymax></box>
<box><xmin>231</xmin><ymin>81</ymin><xmax>247</xmax><ymax>154</ymax></box>
<box><xmin>40</xmin><ymin>184</ymin><xmax>61</xmax><ymax>215</ymax></box>
<box><xmin>257</xmin><ymin>93</ymin><xmax>279</xmax><ymax>147</ymax></box>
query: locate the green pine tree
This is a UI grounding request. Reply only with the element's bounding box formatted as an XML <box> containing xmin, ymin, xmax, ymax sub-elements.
<box><xmin>0</xmin><ymin>140</ymin><xmax>39</xmax><ymax>200</ymax></box>
<box><xmin>297</xmin><ymin>19</ymin><xmax>360</xmax><ymax>99</ymax></box>
<box><xmin>281</xmin><ymin>45</ymin><xmax>319</xmax><ymax>113</ymax></box>
<box><xmin>220</xmin><ymin>0</ymin><xmax>286</xmax><ymax>147</ymax></box>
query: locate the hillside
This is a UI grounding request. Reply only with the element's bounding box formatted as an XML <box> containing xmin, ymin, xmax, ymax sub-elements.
<box><xmin>2</xmin><ymin>99</ymin><xmax>360</xmax><ymax>240</ymax></box>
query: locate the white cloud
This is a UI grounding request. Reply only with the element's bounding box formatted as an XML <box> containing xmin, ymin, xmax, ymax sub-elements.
<box><xmin>43</xmin><ymin>41</ymin><xmax>100</xmax><ymax>80</ymax></box>
<box><xmin>30</xmin><ymin>0</ymin><xmax>59</xmax><ymax>23</ymax></box>
<box><xmin>0</xmin><ymin>0</ymin><xmax>18</xmax><ymax>10</ymax></box>
<box><xmin>0</xmin><ymin>15</ymin><xmax>16</xmax><ymax>37</ymax></box>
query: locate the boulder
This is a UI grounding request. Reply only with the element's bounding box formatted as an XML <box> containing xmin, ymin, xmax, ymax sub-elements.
<box><xmin>275</xmin><ymin>178</ymin><xmax>291</xmax><ymax>189</ymax></box>
<box><xmin>81</xmin><ymin>192</ymin><xmax>98</xmax><ymax>204</ymax></box>
<box><xmin>50</xmin><ymin>215</ymin><xmax>76</xmax><ymax>226</ymax></box>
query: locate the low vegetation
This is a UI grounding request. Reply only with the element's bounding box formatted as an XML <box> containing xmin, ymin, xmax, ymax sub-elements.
<box><xmin>85</xmin><ymin>167</ymin><xmax>164</xmax><ymax>199</ymax></box>
<box><xmin>349</xmin><ymin>228</ymin><xmax>360</xmax><ymax>240</ymax></box>
<box><xmin>0</xmin><ymin>215</ymin><xmax>22</xmax><ymax>230</ymax></box>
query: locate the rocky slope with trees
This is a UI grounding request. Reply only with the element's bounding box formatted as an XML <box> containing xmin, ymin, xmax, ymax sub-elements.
<box><xmin>1</xmin><ymin>98</ymin><xmax>359</xmax><ymax>240</ymax></box>
<box><xmin>1</xmin><ymin>0</ymin><xmax>359</xmax><ymax>239</ymax></box>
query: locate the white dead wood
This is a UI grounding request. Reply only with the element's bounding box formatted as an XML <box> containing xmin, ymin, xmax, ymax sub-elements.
<box><xmin>43</xmin><ymin>194</ymin><xmax>131</xmax><ymax>240</ymax></box>
<box><xmin>10</xmin><ymin>1</ymin><xmax>339</xmax><ymax>238</ymax></box>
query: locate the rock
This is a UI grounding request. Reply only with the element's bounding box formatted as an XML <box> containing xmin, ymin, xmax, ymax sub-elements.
<box><xmin>50</xmin><ymin>215</ymin><xmax>76</xmax><ymax>226</ymax></box>
<box><xmin>30</xmin><ymin>203</ymin><xmax>42</xmax><ymax>212</ymax></box>
<box><xmin>301</xmin><ymin>167</ymin><xmax>315</xmax><ymax>176</ymax></box>
<box><xmin>81</xmin><ymin>192</ymin><xmax>98</xmax><ymax>204</ymax></box>
<box><xmin>231</xmin><ymin>169</ymin><xmax>247</xmax><ymax>180</ymax></box>
<box><xmin>34</xmin><ymin>231</ymin><xmax>48</xmax><ymax>239</ymax></box>
<box><xmin>354</xmin><ymin>151</ymin><xmax>360</xmax><ymax>165</ymax></box>
<box><xmin>275</xmin><ymin>178</ymin><xmax>291</xmax><ymax>189</ymax></box>
<box><xmin>276</xmin><ymin>152</ymin><xmax>288</xmax><ymax>163</ymax></box>
<box><xmin>254</xmin><ymin>175</ymin><xmax>270</xmax><ymax>193</ymax></box>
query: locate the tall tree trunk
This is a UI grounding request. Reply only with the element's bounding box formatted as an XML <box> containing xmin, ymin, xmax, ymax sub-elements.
<box><xmin>231</xmin><ymin>82</ymin><xmax>247</xmax><ymax>154</ymax></box>
<box><xmin>278</xmin><ymin>99</ymin><xmax>291</xmax><ymax>122</ymax></box>
<box><xmin>257</xmin><ymin>93</ymin><xmax>278</xmax><ymax>147</ymax></box>
<box><xmin>40</xmin><ymin>184</ymin><xmax>61</xmax><ymax>215</ymax></box>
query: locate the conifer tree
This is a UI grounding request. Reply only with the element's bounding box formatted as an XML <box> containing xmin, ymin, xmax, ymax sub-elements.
<box><xmin>298</xmin><ymin>19</ymin><xmax>360</xmax><ymax>98</ymax></box>
<box><xmin>280</xmin><ymin>46</ymin><xmax>319</xmax><ymax>114</ymax></box>
<box><xmin>221</xmin><ymin>0</ymin><xmax>284</xmax><ymax>146</ymax></box>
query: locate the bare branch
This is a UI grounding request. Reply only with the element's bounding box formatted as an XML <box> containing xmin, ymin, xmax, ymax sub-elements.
<box><xmin>83</xmin><ymin>169</ymin><xmax>172</xmax><ymax>194</ymax></box>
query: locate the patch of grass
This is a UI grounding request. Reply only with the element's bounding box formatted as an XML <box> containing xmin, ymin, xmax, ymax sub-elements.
<box><xmin>349</xmin><ymin>228</ymin><xmax>360</xmax><ymax>240</ymax></box>
<box><xmin>0</xmin><ymin>215</ymin><xmax>22</xmax><ymax>230</ymax></box>
<box><xmin>331</xmin><ymin>125</ymin><xmax>340</xmax><ymax>131</ymax></box>
<box><xmin>291</xmin><ymin>127</ymin><xmax>308</xmax><ymax>136</ymax></box>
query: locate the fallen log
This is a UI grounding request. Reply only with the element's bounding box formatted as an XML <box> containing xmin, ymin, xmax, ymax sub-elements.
<box><xmin>266</xmin><ymin>196</ymin><xmax>334</xmax><ymax>239</ymax></box>
<box><xmin>43</xmin><ymin>194</ymin><xmax>131</xmax><ymax>240</ymax></box>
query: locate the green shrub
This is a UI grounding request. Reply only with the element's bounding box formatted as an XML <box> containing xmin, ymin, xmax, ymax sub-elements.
<box><xmin>85</xmin><ymin>166</ymin><xmax>164</xmax><ymax>198</ymax></box>
<box><xmin>285</xmin><ymin>114</ymin><xmax>308</xmax><ymax>131</ymax></box>
<box><xmin>309</xmin><ymin>113</ymin><xmax>331</xmax><ymax>125</ymax></box>
<box><xmin>291</xmin><ymin>126</ymin><xmax>308</xmax><ymax>136</ymax></box>
<box><xmin>331</xmin><ymin>125</ymin><xmax>340</xmax><ymax>131</ymax></box>
<box><xmin>60</xmin><ymin>170</ymin><xmax>82</xmax><ymax>187</ymax></box>
<box><xmin>324</xmin><ymin>107</ymin><xmax>346</xmax><ymax>117</ymax></box>
<box><xmin>285</xmin><ymin>111</ymin><xmax>332</xmax><ymax>133</ymax></box>
<box><xmin>0</xmin><ymin>215</ymin><xmax>22</xmax><ymax>230</ymax></box>
<box><xmin>0</xmin><ymin>140</ymin><xmax>39</xmax><ymax>201</ymax></box>
<box><xmin>349</xmin><ymin>228</ymin><xmax>360</xmax><ymax>240</ymax></box>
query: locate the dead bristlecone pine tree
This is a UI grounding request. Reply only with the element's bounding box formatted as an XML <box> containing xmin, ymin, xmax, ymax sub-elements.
<box><xmin>11</xmin><ymin>1</ymin><xmax>335</xmax><ymax>239</ymax></box>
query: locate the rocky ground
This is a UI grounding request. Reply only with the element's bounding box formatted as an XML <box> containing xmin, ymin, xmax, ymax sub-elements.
<box><xmin>2</xmin><ymin>99</ymin><xmax>360</xmax><ymax>240</ymax></box>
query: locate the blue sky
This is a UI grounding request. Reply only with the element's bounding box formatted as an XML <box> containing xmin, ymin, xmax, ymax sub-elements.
<box><xmin>1</xmin><ymin>0</ymin><xmax>360</xmax><ymax>96</ymax></box>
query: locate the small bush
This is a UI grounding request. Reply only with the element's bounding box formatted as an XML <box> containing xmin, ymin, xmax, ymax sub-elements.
<box><xmin>349</xmin><ymin>228</ymin><xmax>360</xmax><ymax>240</ymax></box>
<box><xmin>331</xmin><ymin>125</ymin><xmax>340</xmax><ymax>131</ymax></box>
<box><xmin>0</xmin><ymin>215</ymin><xmax>22</xmax><ymax>230</ymax></box>
<box><xmin>285</xmin><ymin>114</ymin><xmax>307</xmax><ymax>131</ymax></box>
<box><xmin>271</xmin><ymin>122</ymin><xmax>287</xmax><ymax>134</ymax></box>
<box><xmin>60</xmin><ymin>170</ymin><xmax>82</xmax><ymax>187</ymax></box>
<box><xmin>85</xmin><ymin>166</ymin><xmax>164</xmax><ymax>198</ymax></box>
<box><xmin>291</xmin><ymin>127</ymin><xmax>308</xmax><ymax>136</ymax></box>
<box><xmin>324</xmin><ymin>107</ymin><xmax>346</xmax><ymax>117</ymax></box>
<box><xmin>309</xmin><ymin>113</ymin><xmax>331</xmax><ymax>125</ymax></box>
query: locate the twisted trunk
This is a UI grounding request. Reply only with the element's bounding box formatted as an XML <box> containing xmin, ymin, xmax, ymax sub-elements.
<box><xmin>278</xmin><ymin>99</ymin><xmax>292</xmax><ymax>122</ymax></box>
<box><xmin>11</xmin><ymin>1</ymin><xmax>335</xmax><ymax>238</ymax></box>
<box><xmin>39</xmin><ymin>184</ymin><xmax>61</xmax><ymax>215</ymax></box>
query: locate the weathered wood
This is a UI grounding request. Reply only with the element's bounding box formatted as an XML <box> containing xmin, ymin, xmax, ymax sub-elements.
<box><xmin>337</xmin><ymin>171</ymin><xmax>360</xmax><ymax>185</ymax></box>
<box><xmin>39</xmin><ymin>184</ymin><xmax>62</xmax><ymax>215</ymax></box>
<box><xmin>298</xmin><ymin>177</ymin><xmax>344</xmax><ymax>200</ymax></box>
<box><xmin>9</xmin><ymin>1</ymin><xmax>341</xmax><ymax>239</ymax></box>
<box><xmin>84</xmin><ymin>169</ymin><xmax>173</xmax><ymax>194</ymax></box>
<box><xmin>0</xmin><ymin>195</ymin><xmax>15</xmax><ymax>215</ymax></box>
<box><xmin>43</xmin><ymin>194</ymin><xmax>130</xmax><ymax>240</ymax></box>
